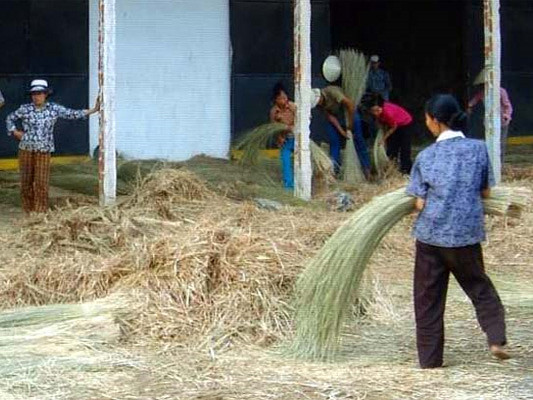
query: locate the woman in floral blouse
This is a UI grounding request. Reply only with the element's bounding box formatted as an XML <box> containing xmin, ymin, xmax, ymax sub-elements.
<box><xmin>6</xmin><ymin>79</ymin><xmax>99</xmax><ymax>213</ymax></box>
<box><xmin>407</xmin><ymin>94</ymin><xmax>509</xmax><ymax>368</ymax></box>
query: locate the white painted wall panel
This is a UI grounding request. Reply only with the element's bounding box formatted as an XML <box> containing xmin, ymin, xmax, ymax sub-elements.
<box><xmin>89</xmin><ymin>0</ymin><xmax>231</xmax><ymax>160</ymax></box>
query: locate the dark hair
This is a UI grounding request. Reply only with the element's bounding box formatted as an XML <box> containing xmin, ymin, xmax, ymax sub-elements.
<box><xmin>425</xmin><ymin>94</ymin><xmax>467</xmax><ymax>131</ymax></box>
<box><xmin>272</xmin><ymin>82</ymin><xmax>287</xmax><ymax>102</ymax></box>
<box><xmin>361</xmin><ymin>92</ymin><xmax>384</xmax><ymax>109</ymax></box>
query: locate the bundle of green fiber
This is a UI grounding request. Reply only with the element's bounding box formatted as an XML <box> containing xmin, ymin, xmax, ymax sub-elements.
<box><xmin>483</xmin><ymin>186</ymin><xmax>532</xmax><ymax>218</ymax></box>
<box><xmin>342</xmin><ymin>132</ymin><xmax>366</xmax><ymax>184</ymax></box>
<box><xmin>372</xmin><ymin>128</ymin><xmax>389</xmax><ymax>178</ymax></box>
<box><xmin>235</xmin><ymin>122</ymin><xmax>289</xmax><ymax>165</ymax></box>
<box><xmin>0</xmin><ymin>295</ymin><xmax>129</xmax><ymax>329</ymax></box>
<box><xmin>291</xmin><ymin>186</ymin><xmax>532</xmax><ymax>361</ymax></box>
<box><xmin>310</xmin><ymin>140</ymin><xmax>335</xmax><ymax>181</ymax></box>
<box><xmin>339</xmin><ymin>49</ymin><xmax>370</xmax><ymax>184</ymax></box>
<box><xmin>0</xmin><ymin>298</ymin><xmax>128</xmax><ymax>381</ymax></box>
<box><xmin>338</xmin><ymin>49</ymin><xmax>370</xmax><ymax>106</ymax></box>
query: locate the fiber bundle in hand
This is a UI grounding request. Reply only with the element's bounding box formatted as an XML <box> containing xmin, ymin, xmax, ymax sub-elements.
<box><xmin>342</xmin><ymin>132</ymin><xmax>365</xmax><ymax>184</ymax></box>
<box><xmin>339</xmin><ymin>49</ymin><xmax>370</xmax><ymax>184</ymax></box>
<box><xmin>235</xmin><ymin>122</ymin><xmax>289</xmax><ymax>165</ymax></box>
<box><xmin>310</xmin><ymin>140</ymin><xmax>335</xmax><ymax>181</ymax></box>
<box><xmin>291</xmin><ymin>186</ymin><xmax>531</xmax><ymax>361</ymax></box>
<box><xmin>372</xmin><ymin>128</ymin><xmax>390</xmax><ymax>178</ymax></box>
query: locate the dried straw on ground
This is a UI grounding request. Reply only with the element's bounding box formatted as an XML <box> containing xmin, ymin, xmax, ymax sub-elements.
<box><xmin>0</xmin><ymin>168</ymin><xmax>345</xmax><ymax>349</ymax></box>
<box><xmin>0</xmin><ymin>164</ymin><xmax>532</xmax><ymax>398</ymax></box>
<box><xmin>291</xmin><ymin>186</ymin><xmax>532</xmax><ymax>361</ymax></box>
<box><xmin>235</xmin><ymin>122</ymin><xmax>288</xmax><ymax>165</ymax></box>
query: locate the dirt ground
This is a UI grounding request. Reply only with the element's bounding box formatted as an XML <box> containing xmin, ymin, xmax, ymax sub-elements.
<box><xmin>0</xmin><ymin>146</ymin><xmax>532</xmax><ymax>400</ymax></box>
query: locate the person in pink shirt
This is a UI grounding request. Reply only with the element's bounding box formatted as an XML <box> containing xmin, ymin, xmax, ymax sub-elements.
<box><xmin>364</xmin><ymin>93</ymin><xmax>413</xmax><ymax>173</ymax></box>
<box><xmin>468</xmin><ymin>70</ymin><xmax>513</xmax><ymax>162</ymax></box>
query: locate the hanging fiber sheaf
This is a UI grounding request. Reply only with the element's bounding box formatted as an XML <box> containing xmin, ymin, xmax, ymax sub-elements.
<box><xmin>291</xmin><ymin>185</ymin><xmax>532</xmax><ymax>361</ymax></box>
<box><xmin>373</xmin><ymin>127</ymin><xmax>390</xmax><ymax>178</ymax></box>
<box><xmin>310</xmin><ymin>140</ymin><xmax>335</xmax><ymax>182</ymax></box>
<box><xmin>339</xmin><ymin>49</ymin><xmax>369</xmax><ymax>106</ymax></box>
<box><xmin>235</xmin><ymin>122</ymin><xmax>289</xmax><ymax>165</ymax></box>
<box><xmin>235</xmin><ymin>123</ymin><xmax>335</xmax><ymax>183</ymax></box>
<box><xmin>339</xmin><ymin>49</ymin><xmax>370</xmax><ymax>184</ymax></box>
<box><xmin>342</xmin><ymin>131</ymin><xmax>365</xmax><ymax>184</ymax></box>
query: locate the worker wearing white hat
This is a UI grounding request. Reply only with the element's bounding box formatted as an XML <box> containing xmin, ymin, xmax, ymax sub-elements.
<box><xmin>311</xmin><ymin>86</ymin><xmax>371</xmax><ymax>179</ymax></box>
<box><xmin>6</xmin><ymin>79</ymin><xmax>100</xmax><ymax>213</ymax></box>
<box><xmin>366</xmin><ymin>55</ymin><xmax>392</xmax><ymax>101</ymax></box>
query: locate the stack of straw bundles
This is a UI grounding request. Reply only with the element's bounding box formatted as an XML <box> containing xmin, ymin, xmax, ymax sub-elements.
<box><xmin>292</xmin><ymin>186</ymin><xmax>532</xmax><ymax>361</ymax></box>
<box><xmin>339</xmin><ymin>49</ymin><xmax>370</xmax><ymax>184</ymax></box>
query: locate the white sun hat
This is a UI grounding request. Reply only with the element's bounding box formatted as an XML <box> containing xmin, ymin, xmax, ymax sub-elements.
<box><xmin>310</xmin><ymin>88</ymin><xmax>322</xmax><ymax>108</ymax></box>
<box><xmin>370</xmin><ymin>55</ymin><xmax>380</xmax><ymax>63</ymax></box>
<box><xmin>29</xmin><ymin>79</ymin><xmax>50</xmax><ymax>93</ymax></box>
<box><xmin>322</xmin><ymin>55</ymin><xmax>342</xmax><ymax>83</ymax></box>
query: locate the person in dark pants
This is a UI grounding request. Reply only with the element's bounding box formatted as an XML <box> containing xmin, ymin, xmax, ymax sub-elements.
<box><xmin>311</xmin><ymin>86</ymin><xmax>371</xmax><ymax>179</ymax></box>
<box><xmin>407</xmin><ymin>94</ymin><xmax>509</xmax><ymax>369</ymax></box>
<box><xmin>365</xmin><ymin>93</ymin><xmax>413</xmax><ymax>174</ymax></box>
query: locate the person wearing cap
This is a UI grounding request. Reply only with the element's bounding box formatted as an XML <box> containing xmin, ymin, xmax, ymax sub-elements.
<box><xmin>6</xmin><ymin>79</ymin><xmax>100</xmax><ymax>214</ymax></box>
<box><xmin>311</xmin><ymin>86</ymin><xmax>371</xmax><ymax>179</ymax></box>
<box><xmin>366</xmin><ymin>55</ymin><xmax>392</xmax><ymax>101</ymax></box>
<box><xmin>467</xmin><ymin>69</ymin><xmax>513</xmax><ymax>163</ymax></box>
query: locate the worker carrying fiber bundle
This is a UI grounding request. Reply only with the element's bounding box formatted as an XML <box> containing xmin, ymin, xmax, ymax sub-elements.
<box><xmin>407</xmin><ymin>94</ymin><xmax>510</xmax><ymax>368</ymax></box>
<box><xmin>311</xmin><ymin>86</ymin><xmax>370</xmax><ymax>179</ymax></box>
<box><xmin>364</xmin><ymin>93</ymin><xmax>413</xmax><ymax>174</ymax></box>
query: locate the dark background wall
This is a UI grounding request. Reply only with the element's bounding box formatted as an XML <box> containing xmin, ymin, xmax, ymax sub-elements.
<box><xmin>331</xmin><ymin>0</ymin><xmax>467</xmax><ymax>140</ymax></box>
<box><xmin>0</xmin><ymin>0</ymin><xmax>89</xmax><ymax>157</ymax></box>
<box><xmin>231</xmin><ymin>0</ymin><xmax>533</xmax><ymax>143</ymax></box>
<box><xmin>230</xmin><ymin>0</ymin><xmax>332</xmax><ymax>144</ymax></box>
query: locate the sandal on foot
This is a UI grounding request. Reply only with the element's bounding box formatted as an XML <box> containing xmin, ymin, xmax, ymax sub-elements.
<box><xmin>490</xmin><ymin>345</ymin><xmax>511</xmax><ymax>360</ymax></box>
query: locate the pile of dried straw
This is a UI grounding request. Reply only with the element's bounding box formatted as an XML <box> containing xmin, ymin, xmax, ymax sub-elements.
<box><xmin>0</xmin><ymin>168</ymin><xmax>344</xmax><ymax>350</ymax></box>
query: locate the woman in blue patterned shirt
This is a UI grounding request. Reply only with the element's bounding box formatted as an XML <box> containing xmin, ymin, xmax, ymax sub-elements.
<box><xmin>406</xmin><ymin>94</ymin><xmax>509</xmax><ymax>368</ymax></box>
<box><xmin>6</xmin><ymin>79</ymin><xmax>99</xmax><ymax>213</ymax></box>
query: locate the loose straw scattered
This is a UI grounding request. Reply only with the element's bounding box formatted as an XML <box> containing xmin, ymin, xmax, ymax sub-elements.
<box><xmin>291</xmin><ymin>186</ymin><xmax>532</xmax><ymax>361</ymax></box>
